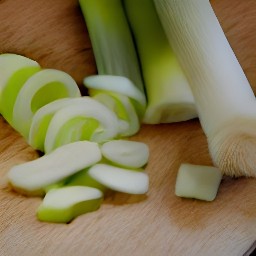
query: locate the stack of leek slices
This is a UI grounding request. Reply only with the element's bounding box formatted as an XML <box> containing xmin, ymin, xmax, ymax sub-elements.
<box><xmin>0</xmin><ymin>53</ymin><xmax>150</xmax><ymax>223</ymax></box>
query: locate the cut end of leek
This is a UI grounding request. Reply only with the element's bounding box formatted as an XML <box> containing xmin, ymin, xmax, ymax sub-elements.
<box><xmin>175</xmin><ymin>163</ymin><xmax>222</xmax><ymax>201</ymax></box>
<box><xmin>37</xmin><ymin>186</ymin><xmax>103</xmax><ymax>223</ymax></box>
<box><xmin>208</xmin><ymin>120</ymin><xmax>256</xmax><ymax>177</ymax></box>
<box><xmin>143</xmin><ymin>102</ymin><xmax>197</xmax><ymax>124</ymax></box>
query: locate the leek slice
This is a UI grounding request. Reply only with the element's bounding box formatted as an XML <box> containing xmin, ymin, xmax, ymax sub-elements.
<box><xmin>8</xmin><ymin>141</ymin><xmax>102</xmax><ymax>196</ymax></box>
<box><xmin>175</xmin><ymin>164</ymin><xmax>222</xmax><ymax>201</ymax></box>
<box><xmin>0</xmin><ymin>53</ymin><xmax>40</xmax><ymax>101</ymax></box>
<box><xmin>88</xmin><ymin>163</ymin><xmax>149</xmax><ymax>194</ymax></box>
<box><xmin>91</xmin><ymin>92</ymin><xmax>130</xmax><ymax>135</ymax></box>
<box><xmin>84</xmin><ymin>75</ymin><xmax>146</xmax><ymax>109</ymax></box>
<box><xmin>92</xmin><ymin>91</ymin><xmax>140</xmax><ymax>137</ymax></box>
<box><xmin>101</xmin><ymin>140</ymin><xmax>149</xmax><ymax>169</ymax></box>
<box><xmin>29</xmin><ymin>97</ymin><xmax>98</xmax><ymax>152</ymax></box>
<box><xmin>79</xmin><ymin>0</ymin><xmax>145</xmax><ymax>94</ymax></box>
<box><xmin>0</xmin><ymin>66</ymin><xmax>41</xmax><ymax>125</ymax></box>
<box><xmin>29</xmin><ymin>98</ymin><xmax>75</xmax><ymax>152</ymax></box>
<box><xmin>44</xmin><ymin>97</ymin><xmax>119</xmax><ymax>153</ymax></box>
<box><xmin>66</xmin><ymin>169</ymin><xmax>106</xmax><ymax>192</ymax></box>
<box><xmin>84</xmin><ymin>75</ymin><xmax>145</xmax><ymax>135</ymax></box>
<box><xmin>12</xmin><ymin>69</ymin><xmax>81</xmax><ymax>139</ymax></box>
<box><xmin>37</xmin><ymin>186</ymin><xmax>103</xmax><ymax>223</ymax></box>
<box><xmin>123</xmin><ymin>0</ymin><xmax>196</xmax><ymax>124</ymax></box>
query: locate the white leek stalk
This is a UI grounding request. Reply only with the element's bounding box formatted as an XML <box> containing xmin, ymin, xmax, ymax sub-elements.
<box><xmin>154</xmin><ymin>0</ymin><xmax>256</xmax><ymax>177</ymax></box>
<box><xmin>79</xmin><ymin>0</ymin><xmax>146</xmax><ymax>130</ymax></box>
<box><xmin>123</xmin><ymin>0</ymin><xmax>196</xmax><ymax>124</ymax></box>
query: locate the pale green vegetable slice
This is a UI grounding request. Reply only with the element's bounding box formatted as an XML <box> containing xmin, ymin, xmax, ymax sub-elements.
<box><xmin>101</xmin><ymin>140</ymin><xmax>149</xmax><ymax>169</ymax></box>
<box><xmin>44</xmin><ymin>97</ymin><xmax>119</xmax><ymax>153</ymax></box>
<box><xmin>8</xmin><ymin>141</ymin><xmax>102</xmax><ymax>196</ymax></box>
<box><xmin>92</xmin><ymin>91</ymin><xmax>140</xmax><ymax>136</ymax></box>
<box><xmin>84</xmin><ymin>75</ymin><xmax>146</xmax><ymax>108</ymax></box>
<box><xmin>0</xmin><ymin>53</ymin><xmax>40</xmax><ymax>100</ymax></box>
<box><xmin>0</xmin><ymin>66</ymin><xmax>41</xmax><ymax>124</ymax></box>
<box><xmin>88</xmin><ymin>163</ymin><xmax>149</xmax><ymax>194</ymax></box>
<box><xmin>37</xmin><ymin>186</ymin><xmax>103</xmax><ymax>223</ymax></box>
<box><xmin>92</xmin><ymin>92</ymin><xmax>130</xmax><ymax>135</ymax></box>
<box><xmin>175</xmin><ymin>163</ymin><xmax>223</xmax><ymax>201</ymax></box>
<box><xmin>29</xmin><ymin>97</ymin><xmax>98</xmax><ymax>152</ymax></box>
<box><xmin>66</xmin><ymin>169</ymin><xmax>106</xmax><ymax>192</ymax></box>
<box><xmin>84</xmin><ymin>75</ymin><xmax>146</xmax><ymax>117</ymax></box>
<box><xmin>29</xmin><ymin>98</ymin><xmax>74</xmax><ymax>152</ymax></box>
<box><xmin>12</xmin><ymin>69</ymin><xmax>81</xmax><ymax>139</ymax></box>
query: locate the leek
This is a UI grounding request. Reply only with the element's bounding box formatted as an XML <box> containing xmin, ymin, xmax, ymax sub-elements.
<box><xmin>79</xmin><ymin>0</ymin><xmax>144</xmax><ymax>93</ymax></box>
<box><xmin>8</xmin><ymin>141</ymin><xmax>102</xmax><ymax>196</ymax></box>
<box><xmin>175</xmin><ymin>164</ymin><xmax>222</xmax><ymax>201</ymax></box>
<box><xmin>123</xmin><ymin>0</ymin><xmax>197</xmax><ymax>124</ymax></box>
<box><xmin>101</xmin><ymin>140</ymin><xmax>149</xmax><ymax>169</ymax></box>
<box><xmin>1</xmin><ymin>66</ymin><xmax>41</xmax><ymax>125</ymax></box>
<box><xmin>84</xmin><ymin>75</ymin><xmax>144</xmax><ymax>136</ymax></box>
<box><xmin>88</xmin><ymin>163</ymin><xmax>149</xmax><ymax>194</ymax></box>
<box><xmin>44</xmin><ymin>97</ymin><xmax>119</xmax><ymax>153</ymax></box>
<box><xmin>0</xmin><ymin>53</ymin><xmax>40</xmax><ymax>104</ymax></box>
<box><xmin>37</xmin><ymin>186</ymin><xmax>103</xmax><ymax>223</ymax></box>
<box><xmin>12</xmin><ymin>69</ymin><xmax>81</xmax><ymax>139</ymax></box>
<box><xmin>154</xmin><ymin>0</ymin><xmax>256</xmax><ymax>177</ymax></box>
<box><xmin>79</xmin><ymin>0</ymin><xmax>146</xmax><ymax>133</ymax></box>
<box><xmin>29</xmin><ymin>98</ymin><xmax>77</xmax><ymax>152</ymax></box>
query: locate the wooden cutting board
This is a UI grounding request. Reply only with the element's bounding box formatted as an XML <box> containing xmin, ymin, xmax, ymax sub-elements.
<box><xmin>0</xmin><ymin>0</ymin><xmax>255</xmax><ymax>255</ymax></box>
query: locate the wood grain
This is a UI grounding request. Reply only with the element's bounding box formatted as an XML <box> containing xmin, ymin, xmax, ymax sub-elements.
<box><xmin>0</xmin><ymin>0</ymin><xmax>255</xmax><ymax>255</ymax></box>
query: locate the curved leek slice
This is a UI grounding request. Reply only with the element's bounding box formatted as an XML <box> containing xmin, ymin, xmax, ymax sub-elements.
<box><xmin>8</xmin><ymin>141</ymin><xmax>102</xmax><ymax>196</ymax></box>
<box><xmin>101</xmin><ymin>140</ymin><xmax>149</xmax><ymax>168</ymax></box>
<box><xmin>83</xmin><ymin>75</ymin><xmax>146</xmax><ymax>115</ymax></box>
<box><xmin>88</xmin><ymin>163</ymin><xmax>149</xmax><ymax>194</ymax></box>
<box><xmin>29</xmin><ymin>98</ymin><xmax>83</xmax><ymax>152</ymax></box>
<box><xmin>92</xmin><ymin>92</ymin><xmax>140</xmax><ymax>136</ymax></box>
<box><xmin>0</xmin><ymin>66</ymin><xmax>41</xmax><ymax>124</ymax></box>
<box><xmin>66</xmin><ymin>169</ymin><xmax>106</xmax><ymax>192</ymax></box>
<box><xmin>37</xmin><ymin>186</ymin><xmax>103</xmax><ymax>223</ymax></box>
<box><xmin>44</xmin><ymin>97</ymin><xmax>119</xmax><ymax>153</ymax></box>
<box><xmin>0</xmin><ymin>53</ymin><xmax>40</xmax><ymax>99</ymax></box>
<box><xmin>12</xmin><ymin>69</ymin><xmax>81</xmax><ymax>139</ymax></box>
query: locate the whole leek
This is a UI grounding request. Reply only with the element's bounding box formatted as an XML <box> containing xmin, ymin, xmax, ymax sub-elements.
<box><xmin>154</xmin><ymin>0</ymin><xmax>256</xmax><ymax>177</ymax></box>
